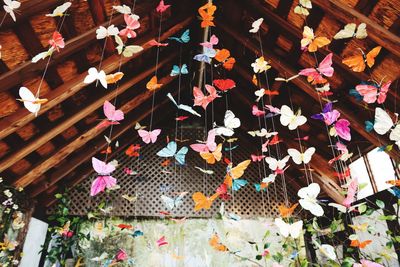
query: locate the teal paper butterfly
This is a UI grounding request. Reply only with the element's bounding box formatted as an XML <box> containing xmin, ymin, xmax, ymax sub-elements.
<box><xmin>156</xmin><ymin>141</ymin><xmax>188</xmax><ymax>165</ymax></box>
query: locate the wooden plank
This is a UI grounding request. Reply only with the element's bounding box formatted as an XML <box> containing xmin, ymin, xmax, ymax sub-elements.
<box><xmin>0</xmin><ymin>53</ymin><xmax>177</xmax><ymax>174</ymax></box>
<box><xmin>0</xmin><ymin>17</ymin><xmax>193</xmax><ymax>141</ymax></box>
<box><xmin>312</xmin><ymin>0</ymin><xmax>400</xmax><ymax>59</ymax></box>
<box><xmin>219</xmin><ymin>21</ymin><xmax>400</xmax><ymax>161</ymax></box>
<box><xmin>12</xmin><ymin>74</ymin><xmax>177</xmax><ymax>188</ymax></box>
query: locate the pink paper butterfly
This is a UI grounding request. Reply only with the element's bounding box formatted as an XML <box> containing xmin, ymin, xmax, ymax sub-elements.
<box><xmin>252</xmin><ymin>105</ymin><xmax>265</xmax><ymax>117</ymax></box>
<box><xmin>91</xmin><ymin>157</ymin><xmax>117</xmax><ymax>196</ymax></box>
<box><xmin>200</xmin><ymin>34</ymin><xmax>219</xmax><ymax>48</ymax></box>
<box><xmin>156</xmin><ymin>0</ymin><xmax>170</xmax><ymax>13</ymax></box>
<box><xmin>334</xmin><ymin>119</ymin><xmax>351</xmax><ymax>141</ymax></box>
<box><xmin>156</xmin><ymin>236</ymin><xmax>168</xmax><ymax>247</ymax></box>
<box><xmin>96</xmin><ymin>101</ymin><xmax>124</xmax><ymax>129</ymax></box>
<box><xmin>299</xmin><ymin>53</ymin><xmax>334</xmax><ymax>84</ymax></box>
<box><xmin>354</xmin><ymin>260</ymin><xmax>384</xmax><ymax>267</ymax></box>
<box><xmin>264</xmin><ymin>104</ymin><xmax>280</xmax><ymax>114</ymax></box>
<box><xmin>119</xmin><ymin>14</ymin><xmax>140</xmax><ymax>39</ymax></box>
<box><xmin>355</xmin><ymin>81</ymin><xmax>391</xmax><ymax>104</ymax></box>
<box><xmin>148</xmin><ymin>39</ymin><xmax>169</xmax><ymax>47</ymax></box>
<box><xmin>251</xmin><ymin>154</ymin><xmax>265</xmax><ymax>162</ymax></box>
<box><xmin>138</xmin><ymin>129</ymin><xmax>161</xmax><ymax>144</ymax></box>
<box><xmin>342</xmin><ymin>177</ymin><xmax>358</xmax><ymax>208</ymax></box>
<box><xmin>193</xmin><ymin>84</ymin><xmax>220</xmax><ymax>110</ymax></box>
<box><xmin>190</xmin><ymin>129</ymin><xmax>217</xmax><ymax>153</ymax></box>
<box><xmin>49</xmin><ymin>31</ymin><xmax>65</xmax><ymax>52</ymax></box>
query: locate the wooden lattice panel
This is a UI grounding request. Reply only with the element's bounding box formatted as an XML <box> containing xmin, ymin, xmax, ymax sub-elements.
<box><xmin>62</xmin><ymin>128</ymin><xmax>299</xmax><ymax>218</ymax></box>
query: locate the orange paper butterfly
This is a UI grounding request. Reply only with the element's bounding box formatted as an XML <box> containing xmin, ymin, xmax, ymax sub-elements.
<box><xmin>146</xmin><ymin>76</ymin><xmax>163</xmax><ymax>91</ymax></box>
<box><xmin>215</xmin><ymin>49</ymin><xmax>236</xmax><ymax>70</ymax></box>
<box><xmin>387</xmin><ymin>180</ymin><xmax>400</xmax><ymax>186</ymax></box>
<box><xmin>200</xmin><ymin>143</ymin><xmax>222</xmax><ymax>164</ymax></box>
<box><xmin>279</xmin><ymin>203</ymin><xmax>299</xmax><ymax>218</ymax></box>
<box><xmin>198</xmin><ymin>2</ymin><xmax>217</xmax><ymax>28</ymax></box>
<box><xmin>350</xmin><ymin>239</ymin><xmax>372</xmax><ymax>249</ymax></box>
<box><xmin>192</xmin><ymin>192</ymin><xmax>220</xmax><ymax>211</ymax></box>
<box><xmin>342</xmin><ymin>46</ymin><xmax>381</xmax><ymax>72</ymax></box>
<box><xmin>224</xmin><ymin>160</ymin><xmax>251</xmax><ymax>187</ymax></box>
<box><xmin>106</xmin><ymin>72</ymin><xmax>124</xmax><ymax>84</ymax></box>
<box><xmin>209</xmin><ymin>233</ymin><xmax>228</xmax><ymax>252</ymax></box>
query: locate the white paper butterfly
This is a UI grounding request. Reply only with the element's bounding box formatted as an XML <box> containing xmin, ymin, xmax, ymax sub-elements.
<box><xmin>274</xmin><ymin>218</ymin><xmax>303</xmax><ymax>239</ymax></box>
<box><xmin>96</xmin><ymin>25</ymin><xmax>119</xmax><ymax>40</ymax></box>
<box><xmin>84</xmin><ymin>67</ymin><xmax>107</xmax><ymax>89</ymax></box>
<box><xmin>248</xmin><ymin>128</ymin><xmax>277</xmax><ymax>138</ymax></box>
<box><xmin>160</xmin><ymin>192</ymin><xmax>187</xmax><ymax>211</ymax></box>
<box><xmin>280</xmin><ymin>105</ymin><xmax>307</xmax><ymax>130</ymax></box>
<box><xmin>373</xmin><ymin>107</ymin><xmax>400</xmax><ymax>147</ymax></box>
<box><xmin>264</xmin><ymin>155</ymin><xmax>290</xmax><ymax>171</ymax></box>
<box><xmin>3</xmin><ymin>0</ymin><xmax>21</xmax><ymax>22</ymax></box>
<box><xmin>287</xmin><ymin>147</ymin><xmax>316</xmax><ymax>165</ymax></box>
<box><xmin>112</xmin><ymin>4</ymin><xmax>134</xmax><ymax>15</ymax></box>
<box><xmin>214</xmin><ymin>110</ymin><xmax>241</xmax><ymax>137</ymax></box>
<box><xmin>46</xmin><ymin>2</ymin><xmax>72</xmax><ymax>17</ymax></box>
<box><xmin>298</xmin><ymin>183</ymin><xmax>324</xmax><ymax>217</ymax></box>
<box><xmin>249</xmin><ymin>18</ymin><xmax>263</xmax><ymax>33</ymax></box>
<box><xmin>333</xmin><ymin>23</ymin><xmax>367</xmax><ymax>40</ymax></box>
<box><xmin>17</xmin><ymin>87</ymin><xmax>47</xmax><ymax>116</ymax></box>
<box><xmin>115</xmin><ymin>35</ymin><xmax>143</xmax><ymax>57</ymax></box>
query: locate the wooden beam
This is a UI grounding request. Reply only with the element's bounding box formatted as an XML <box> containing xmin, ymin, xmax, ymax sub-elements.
<box><xmin>312</xmin><ymin>0</ymin><xmax>400</xmax><ymax>59</ymax></box>
<box><xmin>13</xmin><ymin>73</ymin><xmax>177</xmax><ymax>188</ymax></box>
<box><xmin>0</xmin><ymin>53</ymin><xmax>177</xmax><ymax>174</ymax></box>
<box><xmin>0</xmin><ymin>0</ymin><xmax>64</xmax><ymax>29</ymax></box>
<box><xmin>0</xmin><ymin>17</ymin><xmax>193</xmax><ymax>141</ymax></box>
<box><xmin>219</xmin><ymin>21</ymin><xmax>400</xmax><ymax>161</ymax></box>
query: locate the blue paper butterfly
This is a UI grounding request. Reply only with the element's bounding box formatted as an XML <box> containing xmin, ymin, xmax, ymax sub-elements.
<box><xmin>193</xmin><ymin>47</ymin><xmax>216</xmax><ymax>64</ymax></box>
<box><xmin>156</xmin><ymin>141</ymin><xmax>188</xmax><ymax>165</ymax></box>
<box><xmin>170</xmin><ymin>64</ymin><xmax>189</xmax><ymax>76</ymax></box>
<box><xmin>365</xmin><ymin>120</ymin><xmax>374</xmax><ymax>132</ymax></box>
<box><xmin>389</xmin><ymin>187</ymin><xmax>400</xmax><ymax>198</ymax></box>
<box><xmin>168</xmin><ymin>29</ymin><xmax>190</xmax><ymax>43</ymax></box>
<box><xmin>254</xmin><ymin>183</ymin><xmax>267</xmax><ymax>192</ymax></box>
<box><xmin>132</xmin><ymin>230</ymin><xmax>144</xmax><ymax>238</ymax></box>
<box><xmin>232</xmin><ymin>179</ymin><xmax>248</xmax><ymax>191</ymax></box>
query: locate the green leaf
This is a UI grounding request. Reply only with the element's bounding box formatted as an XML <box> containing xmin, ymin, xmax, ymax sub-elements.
<box><xmin>358</xmin><ymin>203</ymin><xmax>367</xmax><ymax>214</ymax></box>
<box><xmin>255</xmin><ymin>255</ymin><xmax>262</xmax><ymax>261</ymax></box>
<box><xmin>378</xmin><ymin>215</ymin><xmax>396</xmax><ymax>221</ymax></box>
<box><xmin>376</xmin><ymin>199</ymin><xmax>385</xmax><ymax>209</ymax></box>
<box><xmin>264</xmin><ymin>243</ymin><xmax>270</xmax><ymax>249</ymax></box>
<box><xmin>365</xmin><ymin>208</ymin><xmax>374</xmax><ymax>215</ymax></box>
<box><xmin>55</xmin><ymin>193</ymin><xmax>63</xmax><ymax>199</ymax></box>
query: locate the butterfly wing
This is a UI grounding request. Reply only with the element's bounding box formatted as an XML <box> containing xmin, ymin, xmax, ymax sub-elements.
<box><xmin>355</xmin><ymin>84</ymin><xmax>378</xmax><ymax>103</ymax></box>
<box><xmin>249</xmin><ymin>18</ymin><xmax>263</xmax><ymax>33</ymax></box>
<box><xmin>373</xmin><ymin>107</ymin><xmax>394</xmax><ymax>135</ymax></box>
<box><xmin>334</xmin><ymin>23</ymin><xmax>356</xmax><ymax>39</ymax></box>
<box><xmin>355</xmin><ymin>23</ymin><xmax>368</xmax><ymax>39</ymax></box>
<box><xmin>92</xmin><ymin>157</ymin><xmax>115</xmax><ymax>175</ymax></box>
<box><xmin>192</xmin><ymin>192</ymin><xmax>208</xmax><ymax>211</ymax></box>
<box><xmin>265</xmin><ymin>157</ymin><xmax>278</xmax><ymax>171</ymax></box>
<box><xmin>149</xmin><ymin>129</ymin><xmax>161</xmax><ymax>143</ymax></box>
<box><xmin>289</xmin><ymin>220</ymin><xmax>303</xmax><ymax>238</ymax></box>
<box><xmin>138</xmin><ymin>130</ymin><xmax>151</xmax><ymax>144</ymax></box>
<box><xmin>157</xmin><ymin>141</ymin><xmax>177</xmax><ymax>158</ymax></box>
<box><xmin>175</xmin><ymin>146</ymin><xmax>188</xmax><ymax>165</ymax></box>
<box><xmin>279</xmin><ymin>105</ymin><xmax>294</xmax><ymax>127</ymax></box>
<box><xmin>366</xmin><ymin>46</ymin><xmax>381</xmax><ymax>68</ymax></box>
<box><xmin>377</xmin><ymin>81</ymin><xmax>391</xmax><ymax>104</ymax></box>
<box><xmin>232</xmin><ymin>179</ymin><xmax>248</xmax><ymax>191</ymax></box>
<box><xmin>343</xmin><ymin>54</ymin><xmax>365</xmax><ymax>72</ymax></box>
<box><xmin>303</xmin><ymin>147</ymin><xmax>316</xmax><ymax>164</ymax></box>
<box><xmin>90</xmin><ymin>177</ymin><xmax>107</xmax><ymax>196</ymax></box>
<box><xmin>317</xmin><ymin>53</ymin><xmax>334</xmax><ymax>77</ymax></box>
<box><xmin>18</xmin><ymin>87</ymin><xmax>41</xmax><ymax>114</ymax></box>
<box><xmin>104</xmin><ymin>100</ymin><xmax>124</xmax><ymax>121</ymax></box>
<box><xmin>179</xmin><ymin>29</ymin><xmax>190</xmax><ymax>43</ymax></box>
<box><xmin>274</xmin><ymin>218</ymin><xmax>290</xmax><ymax>238</ymax></box>
<box><xmin>224</xmin><ymin>110</ymin><xmax>241</xmax><ymax>130</ymax></box>
<box><xmin>161</xmin><ymin>195</ymin><xmax>175</xmax><ymax>210</ymax></box>
<box><xmin>287</xmin><ymin>148</ymin><xmax>302</xmax><ymax>165</ymax></box>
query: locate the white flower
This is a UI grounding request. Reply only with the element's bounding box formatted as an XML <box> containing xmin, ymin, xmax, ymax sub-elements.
<box><xmin>251</xmin><ymin>56</ymin><xmax>271</xmax><ymax>73</ymax></box>
<box><xmin>12</xmin><ymin>204</ymin><xmax>18</xmax><ymax>210</ymax></box>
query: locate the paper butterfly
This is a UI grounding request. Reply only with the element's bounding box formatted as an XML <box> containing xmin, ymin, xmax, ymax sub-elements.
<box><xmin>251</xmin><ymin>154</ymin><xmax>265</xmax><ymax>162</ymax></box>
<box><xmin>170</xmin><ymin>64</ymin><xmax>188</xmax><ymax>76</ymax></box>
<box><xmin>311</xmin><ymin>102</ymin><xmax>340</xmax><ymax>126</ymax></box>
<box><xmin>334</xmin><ymin>23</ymin><xmax>367</xmax><ymax>40</ymax></box>
<box><xmin>48</xmin><ymin>31</ymin><xmax>65</xmax><ymax>52</ymax></box>
<box><xmin>148</xmin><ymin>39</ymin><xmax>168</xmax><ymax>47</ymax></box>
<box><xmin>224</xmin><ymin>160</ymin><xmax>251</xmax><ymax>187</ymax></box>
<box><xmin>160</xmin><ymin>192</ymin><xmax>187</xmax><ymax>211</ymax></box>
<box><xmin>3</xmin><ymin>0</ymin><xmax>21</xmax><ymax>22</ymax></box>
<box><xmin>198</xmin><ymin>2</ymin><xmax>216</xmax><ymax>28</ymax></box>
<box><xmin>119</xmin><ymin>14</ymin><xmax>140</xmax><ymax>39</ymax></box>
<box><xmin>299</xmin><ymin>53</ymin><xmax>333</xmax><ymax>84</ymax></box>
<box><xmin>96</xmin><ymin>25</ymin><xmax>119</xmax><ymax>40</ymax></box>
<box><xmin>318</xmin><ymin>244</ymin><xmax>336</xmax><ymax>261</ymax></box>
<box><xmin>96</xmin><ymin>101</ymin><xmax>124</xmax><ymax>129</ymax></box>
<box><xmin>200</xmin><ymin>143</ymin><xmax>222</xmax><ymax>164</ymax></box>
<box><xmin>279</xmin><ymin>203</ymin><xmax>299</xmax><ymax>218</ymax></box>
<box><xmin>157</xmin><ymin>236</ymin><xmax>168</xmax><ymax>247</ymax></box>
<box><xmin>232</xmin><ymin>179</ymin><xmax>248</xmax><ymax>191</ymax></box>
<box><xmin>200</xmin><ymin>34</ymin><xmax>219</xmax><ymax>48</ymax></box>
<box><xmin>294</xmin><ymin>0</ymin><xmax>312</xmax><ymax>16</ymax></box>
<box><xmin>354</xmin><ymin>260</ymin><xmax>383</xmax><ymax>267</ymax></box>
<box><xmin>331</xmin><ymin>118</ymin><xmax>351</xmax><ymax>141</ymax></box>
<box><xmin>156</xmin><ymin>141</ymin><xmax>188</xmax><ymax>165</ymax></box>
<box><xmin>17</xmin><ymin>87</ymin><xmax>48</xmax><ymax>116</ymax></box>
<box><xmin>193</xmin><ymin>84</ymin><xmax>220</xmax><ymax>110</ymax></box>
<box><xmin>105</xmin><ymin>72</ymin><xmax>124</xmax><ymax>85</ymax></box>
<box><xmin>280</xmin><ymin>105</ymin><xmax>307</xmax><ymax>130</ymax></box>
<box><xmin>156</xmin><ymin>0</ymin><xmax>170</xmax><ymax>13</ymax></box>
<box><xmin>168</xmin><ymin>29</ymin><xmax>190</xmax><ymax>43</ymax></box>
<box><xmin>342</xmin><ymin>46</ymin><xmax>381</xmax><ymax>72</ymax></box>
<box><xmin>214</xmin><ymin>110</ymin><xmax>240</xmax><ymax>136</ymax></box>
<box><xmin>213</xmin><ymin>79</ymin><xmax>236</xmax><ymax>91</ymax></box>
<box><xmin>298</xmin><ymin>183</ymin><xmax>324</xmax><ymax>217</ymax></box>
<box><xmin>355</xmin><ymin>80</ymin><xmax>391</xmax><ymax>104</ymax></box>
<box><xmin>138</xmin><ymin>129</ymin><xmax>161</xmax><ymax>144</ymax></box>
<box><xmin>251</xmin><ymin>56</ymin><xmax>270</xmax><ymax>73</ymax></box>
<box><xmin>215</xmin><ymin>49</ymin><xmax>235</xmax><ymax>70</ymax></box>
<box><xmin>91</xmin><ymin>157</ymin><xmax>117</xmax><ymax>196</ymax></box>
<box><xmin>31</xmin><ymin>48</ymin><xmax>54</xmax><ymax>63</ymax></box>
<box><xmin>287</xmin><ymin>147</ymin><xmax>316</xmax><ymax>165</ymax></box>
<box><xmin>265</xmin><ymin>155</ymin><xmax>290</xmax><ymax>173</ymax></box>
<box><xmin>252</xmin><ymin>105</ymin><xmax>265</xmax><ymax>117</ymax></box>
<box><xmin>167</xmin><ymin>93</ymin><xmax>201</xmax><ymax>117</ymax></box>
<box><xmin>301</xmin><ymin>26</ymin><xmax>330</xmax><ymax>52</ymax></box>
<box><xmin>343</xmin><ymin>178</ymin><xmax>358</xmax><ymax>208</ymax></box>
<box><xmin>190</xmin><ymin>129</ymin><xmax>217</xmax><ymax>153</ymax></box>
<box><xmin>115</xmin><ymin>35</ymin><xmax>143</xmax><ymax>57</ymax></box>
<box><xmin>84</xmin><ymin>67</ymin><xmax>107</xmax><ymax>88</ymax></box>
<box><xmin>146</xmin><ymin>76</ymin><xmax>163</xmax><ymax>91</ymax></box>
<box><xmin>249</xmin><ymin>18</ymin><xmax>264</xmax><ymax>33</ymax></box>
<box><xmin>193</xmin><ymin>47</ymin><xmax>216</xmax><ymax>63</ymax></box>
<box><xmin>112</xmin><ymin>5</ymin><xmax>133</xmax><ymax>15</ymax></box>
<box><xmin>192</xmin><ymin>192</ymin><xmax>219</xmax><ymax>211</ymax></box>
<box><xmin>274</xmin><ymin>218</ymin><xmax>303</xmax><ymax>239</ymax></box>
<box><xmin>46</xmin><ymin>2</ymin><xmax>71</xmax><ymax>17</ymax></box>
<box><xmin>350</xmin><ymin>239</ymin><xmax>372</xmax><ymax>249</ymax></box>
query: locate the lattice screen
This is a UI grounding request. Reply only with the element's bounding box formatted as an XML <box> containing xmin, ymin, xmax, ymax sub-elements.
<box><xmin>61</xmin><ymin>128</ymin><xmax>299</xmax><ymax>218</ymax></box>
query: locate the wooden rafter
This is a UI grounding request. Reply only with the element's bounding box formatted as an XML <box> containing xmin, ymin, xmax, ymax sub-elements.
<box><xmin>0</xmin><ymin>17</ymin><xmax>193</xmax><ymax>141</ymax></box>
<box><xmin>13</xmin><ymin>73</ymin><xmax>178</xmax><ymax>188</ymax></box>
<box><xmin>218</xmin><ymin>21</ymin><xmax>400</xmax><ymax>161</ymax></box>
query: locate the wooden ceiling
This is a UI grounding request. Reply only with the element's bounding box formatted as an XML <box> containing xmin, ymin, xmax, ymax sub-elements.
<box><xmin>0</xmin><ymin>0</ymin><xmax>399</xmax><ymax>208</ymax></box>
